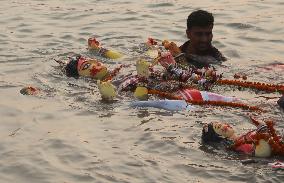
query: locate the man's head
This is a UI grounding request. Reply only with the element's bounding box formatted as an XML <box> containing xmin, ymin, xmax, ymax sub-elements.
<box><xmin>186</xmin><ymin>10</ymin><xmax>214</xmax><ymax>52</ymax></box>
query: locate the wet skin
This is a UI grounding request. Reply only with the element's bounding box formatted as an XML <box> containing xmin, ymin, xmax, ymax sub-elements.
<box><xmin>186</xmin><ymin>25</ymin><xmax>213</xmax><ymax>54</ymax></box>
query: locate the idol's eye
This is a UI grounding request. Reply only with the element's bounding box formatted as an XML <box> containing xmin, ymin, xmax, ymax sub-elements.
<box><xmin>82</xmin><ymin>63</ymin><xmax>91</xmax><ymax>70</ymax></box>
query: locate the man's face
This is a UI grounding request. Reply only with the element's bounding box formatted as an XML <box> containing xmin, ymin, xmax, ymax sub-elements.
<box><xmin>186</xmin><ymin>25</ymin><xmax>213</xmax><ymax>52</ymax></box>
<box><xmin>77</xmin><ymin>58</ymin><xmax>108</xmax><ymax>79</ymax></box>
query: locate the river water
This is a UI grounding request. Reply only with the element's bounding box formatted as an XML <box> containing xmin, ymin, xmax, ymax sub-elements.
<box><xmin>0</xmin><ymin>0</ymin><xmax>284</xmax><ymax>182</ymax></box>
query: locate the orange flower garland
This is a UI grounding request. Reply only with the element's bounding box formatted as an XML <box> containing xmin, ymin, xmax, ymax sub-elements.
<box><xmin>233</xmin><ymin>117</ymin><xmax>284</xmax><ymax>156</ymax></box>
<box><xmin>147</xmin><ymin>89</ymin><xmax>262</xmax><ymax>112</ymax></box>
<box><xmin>217</xmin><ymin>79</ymin><xmax>284</xmax><ymax>94</ymax></box>
<box><xmin>265</xmin><ymin>120</ymin><xmax>284</xmax><ymax>156</ymax></box>
<box><xmin>249</xmin><ymin>116</ymin><xmax>261</xmax><ymax>126</ymax></box>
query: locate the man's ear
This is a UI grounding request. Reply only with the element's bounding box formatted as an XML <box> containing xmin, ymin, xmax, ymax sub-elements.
<box><xmin>186</xmin><ymin>29</ymin><xmax>191</xmax><ymax>39</ymax></box>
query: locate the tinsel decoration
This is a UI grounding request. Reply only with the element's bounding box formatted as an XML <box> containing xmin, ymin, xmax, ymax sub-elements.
<box><xmin>103</xmin><ymin>64</ymin><xmax>126</xmax><ymax>82</ymax></box>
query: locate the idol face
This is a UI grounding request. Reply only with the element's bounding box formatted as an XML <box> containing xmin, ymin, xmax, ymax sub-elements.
<box><xmin>77</xmin><ymin>58</ymin><xmax>108</xmax><ymax>79</ymax></box>
<box><xmin>212</xmin><ymin>122</ymin><xmax>235</xmax><ymax>139</ymax></box>
<box><xmin>186</xmin><ymin>25</ymin><xmax>213</xmax><ymax>53</ymax></box>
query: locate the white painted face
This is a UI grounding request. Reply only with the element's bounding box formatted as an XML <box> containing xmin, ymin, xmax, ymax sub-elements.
<box><xmin>77</xmin><ymin>57</ymin><xmax>108</xmax><ymax>79</ymax></box>
<box><xmin>212</xmin><ymin>122</ymin><xmax>235</xmax><ymax>139</ymax></box>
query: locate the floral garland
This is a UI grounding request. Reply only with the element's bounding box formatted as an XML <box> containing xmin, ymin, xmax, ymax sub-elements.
<box><xmin>265</xmin><ymin>120</ymin><xmax>284</xmax><ymax>156</ymax></box>
<box><xmin>146</xmin><ymin>71</ymin><xmax>198</xmax><ymax>92</ymax></box>
<box><xmin>102</xmin><ymin>64</ymin><xmax>127</xmax><ymax>82</ymax></box>
<box><xmin>217</xmin><ymin>79</ymin><xmax>284</xmax><ymax>94</ymax></box>
<box><xmin>146</xmin><ymin>38</ymin><xmax>222</xmax><ymax>90</ymax></box>
<box><xmin>145</xmin><ymin>38</ymin><xmax>284</xmax><ymax>94</ymax></box>
<box><xmin>155</xmin><ymin>64</ymin><xmax>221</xmax><ymax>90</ymax></box>
<box><xmin>147</xmin><ymin>89</ymin><xmax>262</xmax><ymax>112</ymax></box>
<box><xmin>232</xmin><ymin>117</ymin><xmax>284</xmax><ymax>156</ymax></box>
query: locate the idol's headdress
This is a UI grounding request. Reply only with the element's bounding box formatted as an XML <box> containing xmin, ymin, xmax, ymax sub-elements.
<box><xmin>202</xmin><ymin>123</ymin><xmax>224</xmax><ymax>143</ymax></box>
<box><xmin>65</xmin><ymin>55</ymin><xmax>81</xmax><ymax>78</ymax></box>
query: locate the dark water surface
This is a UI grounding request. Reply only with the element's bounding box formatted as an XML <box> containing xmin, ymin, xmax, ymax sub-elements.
<box><xmin>0</xmin><ymin>0</ymin><xmax>284</xmax><ymax>182</ymax></box>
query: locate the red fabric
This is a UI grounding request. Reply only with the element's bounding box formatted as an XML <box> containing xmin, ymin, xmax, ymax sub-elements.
<box><xmin>235</xmin><ymin>144</ymin><xmax>254</xmax><ymax>155</ymax></box>
<box><xmin>178</xmin><ymin>89</ymin><xmax>203</xmax><ymax>101</ymax></box>
<box><xmin>233</xmin><ymin>131</ymin><xmax>257</xmax><ymax>155</ymax></box>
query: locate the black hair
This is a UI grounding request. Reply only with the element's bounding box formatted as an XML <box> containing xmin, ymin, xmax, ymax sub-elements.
<box><xmin>278</xmin><ymin>95</ymin><xmax>284</xmax><ymax>109</ymax></box>
<box><xmin>65</xmin><ymin>55</ymin><xmax>81</xmax><ymax>78</ymax></box>
<box><xmin>202</xmin><ymin>123</ymin><xmax>224</xmax><ymax>143</ymax></box>
<box><xmin>187</xmin><ymin>10</ymin><xmax>214</xmax><ymax>30</ymax></box>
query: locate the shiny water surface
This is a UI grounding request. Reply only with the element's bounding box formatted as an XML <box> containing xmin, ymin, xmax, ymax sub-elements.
<box><xmin>0</xmin><ymin>0</ymin><xmax>284</xmax><ymax>182</ymax></box>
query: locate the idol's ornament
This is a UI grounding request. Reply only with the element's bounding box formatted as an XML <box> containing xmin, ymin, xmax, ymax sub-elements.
<box><xmin>88</xmin><ymin>37</ymin><xmax>123</xmax><ymax>59</ymax></box>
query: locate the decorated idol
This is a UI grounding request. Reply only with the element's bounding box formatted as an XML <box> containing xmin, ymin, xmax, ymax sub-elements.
<box><xmin>202</xmin><ymin>117</ymin><xmax>284</xmax><ymax>157</ymax></box>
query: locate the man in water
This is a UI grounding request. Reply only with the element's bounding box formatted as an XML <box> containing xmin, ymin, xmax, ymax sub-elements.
<box><xmin>179</xmin><ymin>10</ymin><xmax>226</xmax><ymax>68</ymax></box>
